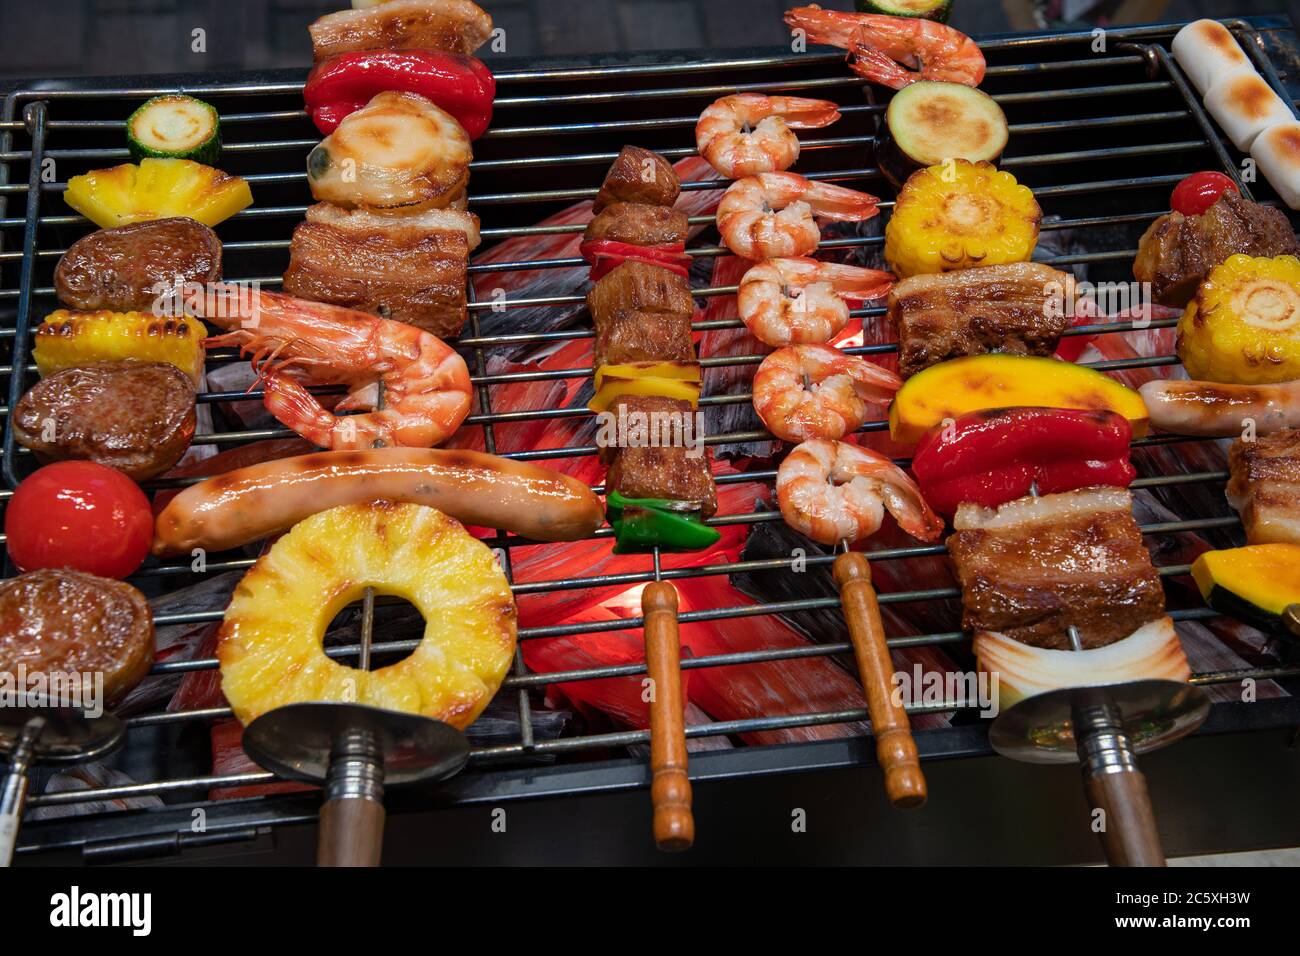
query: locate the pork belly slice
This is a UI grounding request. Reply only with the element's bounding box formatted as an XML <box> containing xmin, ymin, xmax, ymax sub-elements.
<box><xmin>1228</xmin><ymin>427</ymin><xmax>1300</xmax><ymax>545</ymax></box>
<box><xmin>283</xmin><ymin>204</ymin><xmax>479</xmax><ymax>339</ymax></box>
<box><xmin>592</xmin><ymin>146</ymin><xmax>680</xmax><ymax>213</ymax></box>
<box><xmin>589</xmin><ymin>260</ymin><xmax>695</xmax><ymax>367</ymax></box>
<box><xmin>887</xmin><ymin>262</ymin><xmax>1075</xmax><ymax>378</ymax></box>
<box><xmin>584</xmin><ymin>202</ymin><xmax>689</xmax><ymax>246</ymax></box>
<box><xmin>948</xmin><ymin>487</ymin><xmax>1165</xmax><ymax>649</ymax></box>
<box><xmin>606</xmin><ymin>395</ymin><xmax>717</xmax><ymax>521</ymax></box>
<box><xmin>1133</xmin><ymin>190</ymin><xmax>1299</xmax><ymax>307</ymax></box>
<box><xmin>309</xmin><ymin>0</ymin><xmax>493</xmax><ymax>60</ymax></box>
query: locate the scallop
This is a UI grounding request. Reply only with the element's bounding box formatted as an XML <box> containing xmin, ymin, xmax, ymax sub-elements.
<box><xmin>1252</xmin><ymin>121</ymin><xmax>1300</xmax><ymax>210</ymax></box>
<box><xmin>1205</xmin><ymin>73</ymin><xmax>1295</xmax><ymax>151</ymax></box>
<box><xmin>1172</xmin><ymin>19</ymin><xmax>1256</xmax><ymax>96</ymax></box>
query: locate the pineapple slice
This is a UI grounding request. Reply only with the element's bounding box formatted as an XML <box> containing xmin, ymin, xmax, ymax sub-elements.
<box><xmin>218</xmin><ymin>502</ymin><xmax>517</xmax><ymax>728</ymax></box>
<box><xmin>1177</xmin><ymin>253</ymin><xmax>1300</xmax><ymax>384</ymax></box>
<box><xmin>64</xmin><ymin>158</ymin><xmax>252</xmax><ymax>228</ymax></box>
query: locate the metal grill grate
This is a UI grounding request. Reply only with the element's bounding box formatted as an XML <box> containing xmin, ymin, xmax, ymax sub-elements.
<box><xmin>3</xmin><ymin>16</ymin><xmax>1300</xmax><ymax>860</ymax></box>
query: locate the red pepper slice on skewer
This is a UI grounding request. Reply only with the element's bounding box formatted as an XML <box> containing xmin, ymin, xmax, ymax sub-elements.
<box><xmin>911</xmin><ymin>406</ymin><xmax>1136</xmax><ymax>518</ymax></box>
<box><xmin>579</xmin><ymin>239</ymin><xmax>692</xmax><ymax>281</ymax></box>
<box><xmin>304</xmin><ymin>50</ymin><xmax>496</xmax><ymax>138</ymax></box>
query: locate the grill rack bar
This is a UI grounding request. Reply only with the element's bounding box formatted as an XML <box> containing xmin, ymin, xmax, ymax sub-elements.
<box><xmin>1</xmin><ymin>17</ymin><xmax>1298</xmax><ymax>839</ymax></box>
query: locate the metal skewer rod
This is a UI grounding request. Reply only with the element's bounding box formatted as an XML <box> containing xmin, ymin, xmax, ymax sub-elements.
<box><xmin>833</xmin><ymin>539</ymin><xmax>927</xmax><ymax>809</ymax></box>
<box><xmin>358</xmin><ymin>380</ymin><xmax>386</xmax><ymax>673</ymax></box>
<box><xmin>642</xmin><ymin>545</ymin><xmax>694</xmax><ymax>850</ymax></box>
<box><xmin>0</xmin><ymin>717</ymin><xmax>43</xmax><ymax>866</ymax></box>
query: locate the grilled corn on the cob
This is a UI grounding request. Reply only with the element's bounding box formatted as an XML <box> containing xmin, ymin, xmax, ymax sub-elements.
<box><xmin>884</xmin><ymin>159</ymin><xmax>1041</xmax><ymax>278</ymax></box>
<box><xmin>34</xmin><ymin>310</ymin><xmax>207</xmax><ymax>385</ymax></box>
<box><xmin>1177</xmin><ymin>253</ymin><xmax>1300</xmax><ymax>384</ymax></box>
<box><xmin>63</xmin><ymin>158</ymin><xmax>252</xmax><ymax>228</ymax></box>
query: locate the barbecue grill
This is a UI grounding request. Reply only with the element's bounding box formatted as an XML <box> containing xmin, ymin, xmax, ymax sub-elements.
<box><xmin>3</xmin><ymin>15</ymin><xmax>1300</xmax><ymax>867</ymax></box>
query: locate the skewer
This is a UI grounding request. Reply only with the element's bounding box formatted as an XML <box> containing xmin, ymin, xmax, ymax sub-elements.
<box><xmin>358</xmin><ymin>380</ymin><xmax>386</xmax><ymax>672</ymax></box>
<box><xmin>642</xmin><ymin>545</ymin><xmax>694</xmax><ymax>850</ymax></box>
<box><xmin>832</xmin><ymin>540</ymin><xmax>927</xmax><ymax>809</ymax></box>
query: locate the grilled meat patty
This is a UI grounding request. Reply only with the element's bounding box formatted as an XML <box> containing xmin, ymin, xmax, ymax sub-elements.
<box><xmin>887</xmin><ymin>262</ymin><xmax>1075</xmax><ymax>377</ymax></box>
<box><xmin>283</xmin><ymin>203</ymin><xmax>478</xmax><ymax>339</ymax></box>
<box><xmin>592</xmin><ymin>145</ymin><xmax>680</xmax><ymax>212</ymax></box>
<box><xmin>55</xmin><ymin>217</ymin><xmax>222</xmax><ymax>312</ymax></box>
<box><xmin>584</xmin><ymin>202</ymin><xmax>689</xmax><ymax>246</ymax></box>
<box><xmin>0</xmin><ymin>568</ymin><xmax>154</xmax><ymax>708</ymax></box>
<box><xmin>1228</xmin><ymin>427</ymin><xmax>1300</xmax><ymax>545</ymax></box>
<box><xmin>1133</xmin><ymin>191</ymin><xmax>1298</xmax><ymax>307</ymax></box>
<box><xmin>948</xmin><ymin>487</ymin><xmax>1165</xmax><ymax>649</ymax></box>
<box><xmin>13</xmin><ymin>361</ymin><xmax>196</xmax><ymax>480</ymax></box>
<box><xmin>589</xmin><ymin>260</ymin><xmax>696</xmax><ymax>367</ymax></box>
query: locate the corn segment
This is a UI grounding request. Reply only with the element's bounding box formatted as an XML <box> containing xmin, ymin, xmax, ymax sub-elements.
<box><xmin>34</xmin><ymin>309</ymin><xmax>207</xmax><ymax>385</ymax></box>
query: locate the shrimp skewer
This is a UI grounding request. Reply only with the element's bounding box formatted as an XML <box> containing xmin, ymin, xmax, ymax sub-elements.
<box><xmin>784</xmin><ymin>5</ymin><xmax>985</xmax><ymax>90</ymax></box>
<box><xmin>199</xmin><ymin>284</ymin><xmax>472</xmax><ymax>450</ymax></box>
<box><xmin>696</xmin><ymin>93</ymin><xmax>841</xmax><ymax>178</ymax></box>
<box><xmin>777</xmin><ymin>438</ymin><xmax>943</xmax><ymax>545</ymax></box>
<box><xmin>738</xmin><ymin>256</ymin><xmax>894</xmax><ymax>346</ymax></box>
<box><xmin>717</xmin><ymin>172</ymin><xmax>881</xmax><ymax>260</ymax></box>
<box><xmin>753</xmin><ymin>344</ymin><xmax>901</xmax><ymax>443</ymax></box>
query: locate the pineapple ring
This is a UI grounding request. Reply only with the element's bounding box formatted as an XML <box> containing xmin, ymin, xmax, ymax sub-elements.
<box><xmin>217</xmin><ymin>502</ymin><xmax>517</xmax><ymax>729</ymax></box>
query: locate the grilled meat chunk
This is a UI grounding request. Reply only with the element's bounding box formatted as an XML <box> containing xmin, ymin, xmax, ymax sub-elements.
<box><xmin>283</xmin><ymin>203</ymin><xmax>479</xmax><ymax>339</ymax></box>
<box><xmin>309</xmin><ymin>0</ymin><xmax>493</xmax><ymax>60</ymax></box>
<box><xmin>13</xmin><ymin>361</ymin><xmax>196</xmax><ymax>480</ymax></box>
<box><xmin>598</xmin><ymin>393</ymin><xmax>704</xmax><ymax>465</ymax></box>
<box><xmin>887</xmin><ymin>262</ymin><xmax>1075</xmax><ymax>377</ymax></box>
<box><xmin>605</xmin><ymin>397</ymin><xmax>715</xmax><ymax>517</ymax></box>
<box><xmin>1228</xmin><ymin>427</ymin><xmax>1300</xmax><ymax>544</ymax></box>
<box><xmin>55</xmin><ymin>217</ymin><xmax>221</xmax><ymax>312</ymax></box>
<box><xmin>948</xmin><ymin>487</ymin><xmax>1164</xmax><ymax>649</ymax></box>
<box><xmin>589</xmin><ymin>260</ymin><xmax>695</xmax><ymax>367</ymax></box>
<box><xmin>592</xmin><ymin>146</ymin><xmax>680</xmax><ymax>213</ymax></box>
<box><xmin>584</xmin><ymin>202</ymin><xmax>689</xmax><ymax>246</ymax></box>
<box><xmin>1133</xmin><ymin>190</ymin><xmax>1298</xmax><ymax>307</ymax></box>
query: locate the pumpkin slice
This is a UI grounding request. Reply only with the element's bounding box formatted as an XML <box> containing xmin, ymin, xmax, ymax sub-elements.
<box><xmin>1191</xmin><ymin>543</ymin><xmax>1300</xmax><ymax>634</ymax></box>
<box><xmin>888</xmin><ymin>354</ymin><xmax>1150</xmax><ymax>444</ymax></box>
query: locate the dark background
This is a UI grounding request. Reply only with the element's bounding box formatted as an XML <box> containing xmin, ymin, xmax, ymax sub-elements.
<box><xmin>0</xmin><ymin>0</ymin><xmax>1296</xmax><ymax>79</ymax></box>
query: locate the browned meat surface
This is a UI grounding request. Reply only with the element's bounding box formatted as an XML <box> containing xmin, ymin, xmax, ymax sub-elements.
<box><xmin>605</xmin><ymin>395</ymin><xmax>717</xmax><ymax>520</ymax></box>
<box><xmin>55</xmin><ymin>217</ymin><xmax>221</xmax><ymax>312</ymax></box>
<box><xmin>1133</xmin><ymin>191</ymin><xmax>1298</xmax><ymax>307</ymax></box>
<box><xmin>592</xmin><ymin>146</ymin><xmax>680</xmax><ymax>212</ymax></box>
<box><xmin>1228</xmin><ymin>428</ymin><xmax>1300</xmax><ymax>544</ymax></box>
<box><xmin>887</xmin><ymin>262</ymin><xmax>1075</xmax><ymax>377</ymax></box>
<box><xmin>948</xmin><ymin>487</ymin><xmax>1164</xmax><ymax>649</ymax></box>
<box><xmin>283</xmin><ymin>203</ymin><xmax>477</xmax><ymax>339</ymax></box>
<box><xmin>0</xmin><ymin>569</ymin><xmax>154</xmax><ymax>707</ymax></box>
<box><xmin>597</xmin><ymin>393</ymin><xmax>704</xmax><ymax>467</ymax></box>
<box><xmin>13</xmin><ymin>361</ymin><xmax>196</xmax><ymax>480</ymax></box>
<box><xmin>589</xmin><ymin>260</ymin><xmax>695</xmax><ymax>367</ymax></box>
<box><xmin>309</xmin><ymin>0</ymin><xmax>492</xmax><ymax>60</ymax></box>
<box><xmin>584</xmin><ymin>202</ymin><xmax>689</xmax><ymax>246</ymax></box>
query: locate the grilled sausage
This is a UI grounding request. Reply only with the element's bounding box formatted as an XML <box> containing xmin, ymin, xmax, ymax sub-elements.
<box><xmin>13</xmin><ymin>361</ymin><xmax>196</xmax><ymax>480</ymax></box>
<box><xmin>152</xmin><ymin>447</ymin><xmax>605</xmax><ymax>555</ymax></box>
<box><xmin>55</xmin><ymin>217</ymin><xmax>222</xmax><ymax>312</ymax></box>
<box><xmin>0</xmin><ymin>569</ymin><xmax>154</xmax><ymax>708</ymax></box>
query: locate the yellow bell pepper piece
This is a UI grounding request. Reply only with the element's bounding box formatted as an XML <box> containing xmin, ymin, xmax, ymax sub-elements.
<box><xmin>64</xmin><ymin>158</ymin><xmax>253</xmax><ymax>228</ymax></box>
<box><xmin>589</xmin><ymin>375</ymin><xmax>701</xmax><ymax>414</ymax></box>
<box><xmin>593</xmin><ymin>361</ymin><xmax>702</xmax><ymax>393</ymax></box>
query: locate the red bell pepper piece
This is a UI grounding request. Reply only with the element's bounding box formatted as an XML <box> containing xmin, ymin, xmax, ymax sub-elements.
<box><xmin>911</xmin><ymin>407</ymin><xmax>1136</xmax><ymax>518</ymax></box>
<box><xmin>579</xmin><ymin>239</ymin><xmax>692</xmax><ymax>281</ymax></box>
<box><xmin>304</xmin><ymin>50</ymin><xmax>496</xmax><ymax>138</ymax></box>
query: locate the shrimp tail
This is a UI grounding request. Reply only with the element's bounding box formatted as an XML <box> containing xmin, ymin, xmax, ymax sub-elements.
<box><xmin>262</xmin><ymin>373</ymin><xmax>339</xmax><ymax>449</ymax></box>
<box><xmin>846</xmin><ymin>40</ymin><xmax>914</xmax><ymax>90</ymax></box>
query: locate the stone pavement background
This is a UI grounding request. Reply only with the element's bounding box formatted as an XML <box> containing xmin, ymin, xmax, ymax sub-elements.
<box><xmin>0</xmin><ymin>0</ymin><xmax>1294</xmax><ymax>79</ymax></box>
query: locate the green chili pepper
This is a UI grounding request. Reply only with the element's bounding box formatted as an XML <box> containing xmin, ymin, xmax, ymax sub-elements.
<box><xmin>607</xmin><ymin>491</ymin><xmax>721</xmax><ymax>553</ymax></box>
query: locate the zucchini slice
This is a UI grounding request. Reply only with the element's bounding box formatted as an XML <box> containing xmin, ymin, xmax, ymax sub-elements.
<box><xmin>1191</xmin><ymin>544</ymin><xmax>1300</xmax><ymax>635</ymax></box>
<box><xmin>876</xmin><ymin>81</ymin><xmax>1008</xmax><ymax>189</ymax></box>
<box><xmin>856</xmin><ymin>0</ymin><xmax>952</xmax><ymax>22</ymax></box>
<box><xmin>127</xmin><ymin>94</ymin><xmax>221</xmax><ymax>166</ymax></box>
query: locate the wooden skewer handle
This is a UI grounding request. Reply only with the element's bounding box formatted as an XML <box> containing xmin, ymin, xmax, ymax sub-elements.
<box><xmin>642</xmin><ymin>580</ymin><xmax>694</xmax><ymax>851</ymax></box>
<box><xmin>318</xmin><ymin>796</ymin><xmax>385</xmax><ymax>867</ymax></box>
<box><xmin>834</xmin><ymin>551</ymin><xmax>928</xmax><ymax>809</ymax></box>
<box><xmin>1084</xmin><ymin>769</ymin><xmax>1166</xmax><ymax>867</ymax></box>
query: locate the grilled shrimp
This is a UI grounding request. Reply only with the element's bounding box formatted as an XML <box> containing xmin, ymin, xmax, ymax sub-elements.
<box><xmin>200</xmin><ymin>284</ymin><xmax>472</xmax><ymax>450</ymax></box>
<box><xmin>753</xmin><ymin>345</ymin><xmax>901</xmax><ymax>443</ymax></box>
<box><xmin>784</xmin><ymin>6</ymin><xmax>985</xmax><ymax>90</ymax></box>
<box><xmin>695</xmin><ymin>93</ymin><xmax>841</xmax><ymax>178</ymax></box>
<box><xmin>717</xmin><ymin>172</ymin><xmax>881</xmax><ymax>259</ymax></box>
<box><xmin>777</xmin><ymin>438</ymin><xmax>943</xmax><ymax>545</ymax></box>
<box><xmin>738</xmin><ymin>256</ymin><xmax>894</xmax><ymax>346</ymax></box>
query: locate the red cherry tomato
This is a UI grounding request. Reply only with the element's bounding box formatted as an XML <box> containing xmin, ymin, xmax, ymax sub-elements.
<box><xmin>1170</xmin><ymin>171</ymin><xmax>1239</xmax><ymax>216</ymax></box>
<box><xmin>5</xmin><ymin>462</ymin><xmax>152</xmax><ymax>578</ymax></box>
